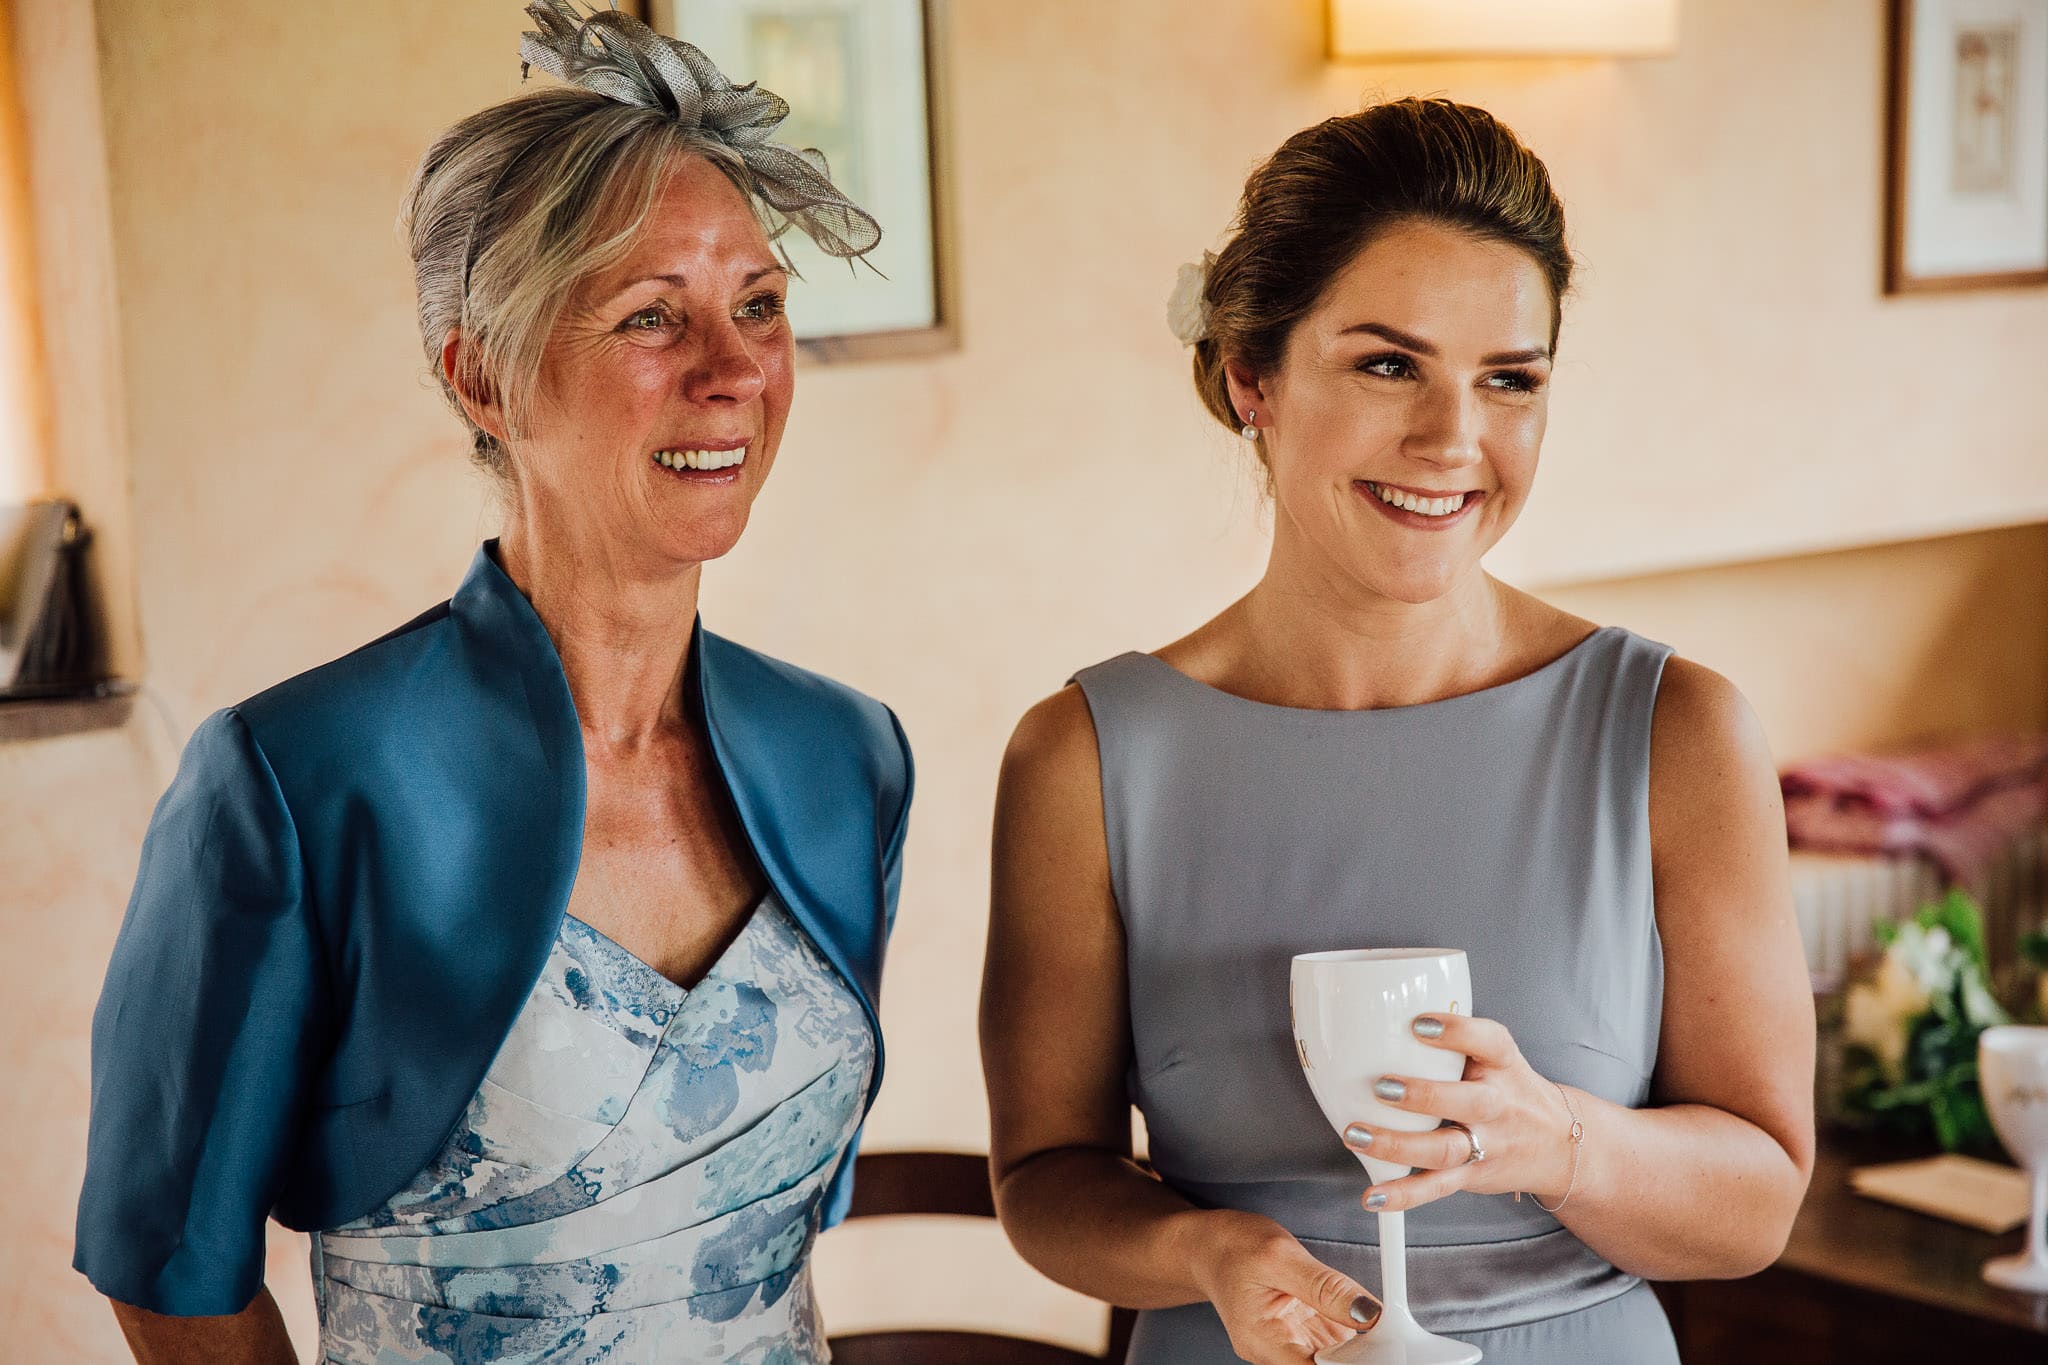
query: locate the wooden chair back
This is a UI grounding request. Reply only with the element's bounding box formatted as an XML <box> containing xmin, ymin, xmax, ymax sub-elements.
<box><xmin>824</xmin><ymin>1150</ymin><xmax>1137</xmax><ymax>1365</ymax></box>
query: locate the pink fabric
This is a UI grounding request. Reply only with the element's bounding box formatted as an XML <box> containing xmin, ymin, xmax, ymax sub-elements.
<box><xmin>1780</xmin><ymin>735</ymin><xmax>2048</xmax><ymax>888</ymax></box>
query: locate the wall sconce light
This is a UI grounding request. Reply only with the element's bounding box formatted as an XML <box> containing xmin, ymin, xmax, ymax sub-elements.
<box><xmin>1328</xmin><ymin>0</ymin><xmax>1680</xmax><ymax>60</ymax></box>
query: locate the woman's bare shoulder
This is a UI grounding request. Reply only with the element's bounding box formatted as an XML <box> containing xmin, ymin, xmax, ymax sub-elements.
<box><xmin>1003</xmin><ymin>682</ymin><xmax>1103</xmax><ymax>798</ymax></box>
<box><xmin>1644</xmin><ymin>653</ymin><xmax>1784</xmax><ymax>921</ymax></box>
<box><xmin>993</xmin><ymin>683</ymin><xmax>1117</xmax><ymax>948</ymax></box>
<box><xmin>1649</xmin><ymin>655</ymin><xmax>1771</xmax><ymax>778</ymax></box>
<box><xmin>1003</xmin><ymin>606</ymin><xmax>1233</xmax><ymax>782</ymax></box>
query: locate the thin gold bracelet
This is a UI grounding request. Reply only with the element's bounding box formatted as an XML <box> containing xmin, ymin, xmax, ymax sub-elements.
<box><xmin>1530</xmin><ymin>1082</ymin><xmax>1584</xmax><ymax>1214</ymax></box>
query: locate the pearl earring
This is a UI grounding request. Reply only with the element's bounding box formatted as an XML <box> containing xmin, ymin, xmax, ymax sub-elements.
<box><xmin>1241</xmin><ymin>410</ymin><xmax>1258</xmax><ymax>442</ymax></box>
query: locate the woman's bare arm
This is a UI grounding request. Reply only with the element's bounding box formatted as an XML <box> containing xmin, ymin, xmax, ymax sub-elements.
<box><xmin>1537</xmin><ymin>657</ymin><xmax>1815</xmax><ymax>1279</ymax></box>
<box><xmin>110</xmin><ymin>1289</ymin><xmax>296</xmax><ymax>1365</ymax></box>
<box><xmin>982</xmin><ymin>685</ymin><xmax>1216</xmax><ymax>1306</ymax></box>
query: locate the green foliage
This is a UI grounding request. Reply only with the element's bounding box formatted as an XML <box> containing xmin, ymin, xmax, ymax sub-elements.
<box><xmin>1873</xmin><ymin>888</ymin><xmax>1990</xmax><ymax>964</ymax></box>
<box><xmin>1928</xmin><ymin>887</ymin><xmax>1991</xmax><ymax>968</ymax></box>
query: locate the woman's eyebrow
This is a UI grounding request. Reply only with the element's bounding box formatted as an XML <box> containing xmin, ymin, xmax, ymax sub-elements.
<box><xmin>1340</xmin><ymin>320</ymin><xmax>1436</xmax><ymax>352</ymax></box>
<box><xmin>601</xmin><ymin>263</ymin><xmax>788</xmax><ymax>299</ymax></box>
<box><xmin>1340</xmin><ymin>320</ymin><xmax>1550</xmax><ymax>366</ymax></box>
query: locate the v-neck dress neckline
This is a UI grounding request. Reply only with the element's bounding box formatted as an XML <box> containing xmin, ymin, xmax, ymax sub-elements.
<box><xmin>563</xmin><ymin>889</ymin><xmax>770</xmax><ymax>996</ymax></box>
<box><xmin>311</xmin><ymin>890</ymin><xmax>876</xmax><ymax>1363</ymax></box>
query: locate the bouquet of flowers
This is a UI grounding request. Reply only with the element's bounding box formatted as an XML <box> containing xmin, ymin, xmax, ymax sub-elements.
<box><xmin>1839</xmin><ymin>890</ymin><xmax>2011</xmax><ymax>1152</ymax></box>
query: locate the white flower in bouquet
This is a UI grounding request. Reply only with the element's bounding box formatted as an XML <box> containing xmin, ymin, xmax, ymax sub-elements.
<box><xmin>1844</xmin><ymin>949</ymin><xmax>1930</xmax><ymax>1076</ymax></box>
<box><xmin>1843</xmin><ymin>916</ymin><xmax>2011</xmax><ymax>1081</ymax></box>
<box><xmin>1894</xmin><ymin>923</ymin><xmax>1955</xmax><ymax>995</ymax></box>
<box><xmin>1960</xmin><ymin>968</ymin><xmax>2008</xmax><ymax>1030</ymax></box>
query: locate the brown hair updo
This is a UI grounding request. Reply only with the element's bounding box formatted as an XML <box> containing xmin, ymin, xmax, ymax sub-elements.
<box><xmin>1192</xmin><ymin>97</ymin><xmax>1572</xmax><ymax>439</ymax></box>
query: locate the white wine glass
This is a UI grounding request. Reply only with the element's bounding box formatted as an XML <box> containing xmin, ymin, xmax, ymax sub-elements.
<box><xmin>1291</xmin><ymin>948</ymin><xmax>1483</xmax><ymax>1365</ymax></box>
<box><xmin>1981</xmin><ymin>1024</ymin><xmax>2048</xmax><ymax>1294</ymax></box>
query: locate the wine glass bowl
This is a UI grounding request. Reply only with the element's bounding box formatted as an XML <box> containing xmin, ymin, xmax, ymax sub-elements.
<box><xmin>1979</xmin><ymin>1025</ymin><xmax>2048</xmax><ymax>1294</ymax></box>
<box><xmin>1292</xmin><ymin>948</ymin><xmax>1474</xmax><ymax>1186</ymax></box>
<box><xmin>1291</xmin><ymin>948</ymin><xmax>1483</xmax><ymax>1365</ymax></box>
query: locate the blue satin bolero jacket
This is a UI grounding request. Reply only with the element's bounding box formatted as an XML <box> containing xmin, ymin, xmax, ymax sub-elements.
<box><xmin>73</xmin><ymin>542</ymin><xmax>913</xmax><ymax>1317</ymax></box>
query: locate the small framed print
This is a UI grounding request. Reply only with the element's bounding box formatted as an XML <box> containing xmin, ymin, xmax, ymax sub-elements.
<box><xmin>653</xmin><ymin>0</ymin><xmax>952</xmax><ymax>359</ymax></box>
<box><xmin>1885</xmin><ymin>0</ymin><xmax>2048</xmax><ymax>293</ymax></box>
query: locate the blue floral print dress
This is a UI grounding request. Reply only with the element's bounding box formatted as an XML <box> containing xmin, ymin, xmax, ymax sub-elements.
<box><xmin>310</xmin><ymin>892</ymin><xmax>875</xmax><ymax>1363</ymax></box>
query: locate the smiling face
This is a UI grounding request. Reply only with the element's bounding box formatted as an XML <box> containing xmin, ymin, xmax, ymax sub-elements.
<box><xmin>507</xmin><ymin>154</ymin><xmax>795</xmax><ymax>571</ymax></box>
<box><xmin>1229</xmin><ymin>218</ymin><xmax>1557</xmax><ymax>606</ymax></box>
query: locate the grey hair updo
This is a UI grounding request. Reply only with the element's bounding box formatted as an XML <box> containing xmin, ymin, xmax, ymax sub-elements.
<box><xmin>401</xmin><ymin>90</ymin><xmax>753</xmax><ymax>473</ymax></box>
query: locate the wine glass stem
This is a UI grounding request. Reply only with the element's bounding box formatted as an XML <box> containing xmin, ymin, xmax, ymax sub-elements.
<box><xmin>1377</xmin><ymin>1208</ymin><xmax>1409</xmax><ymax>1316</ymax></box>
<box><xmin>2029</xmin><ymin>1167</ymin><xmax>2048</xmax><ymax>1267</ymax></box>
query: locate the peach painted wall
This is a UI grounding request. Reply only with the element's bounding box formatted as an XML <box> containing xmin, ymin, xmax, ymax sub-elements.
<box><xmin>0</xmin><ymin>0</ymin><xmax>50</xmax><ymax>503</ymax></box>
<box><xmin>11</xmin><ymin>0</ymin><xmax>138</xmax><ymax>678</ymax></box>
<box><xmin>1549</xmin><ymin>524</ymin><xmax>2048</xmax><ymax>762</ymax></box>
<box><xmin>3</xmin><ymin>0</ymin><xmax>2045</xmax><ymax>1357</ymax></box>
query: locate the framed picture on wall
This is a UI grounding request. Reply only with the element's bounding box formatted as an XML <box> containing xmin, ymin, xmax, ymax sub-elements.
<box><xmin>1884</xmin><ymin>0</ymin><xmax>2048</xmax><ymax>293</ymax></box>
<box><xmin>648</xmin><ymin>0</ymin><xmax>952</xmax><ymax>359</ymax></box>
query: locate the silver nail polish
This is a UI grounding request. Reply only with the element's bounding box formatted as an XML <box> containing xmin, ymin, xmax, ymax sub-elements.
<box><xmin>1365</xmin><ymin>1191</ymin><xmax>1389</xmax><ymax>1210</ymax></box>
<box><xmin>1343</xmin><ymin>1123</ymin><xmax>1373</xmax><ymax>1148</ymax></box>
<box><xmin>1373</xmin><ymin>1077</ymin><xmax>1407</xmax><ymax>1103</ymax></box>
<box><xmin>1350</xmin><ymin>1294</ymin><xmax>1382</xmax><ymax>1327</ymax></box>
<box><xmin>1412</xmin><ymin>1016</ymin><xmax>1445</xmax><ymax>1039</ymax></box>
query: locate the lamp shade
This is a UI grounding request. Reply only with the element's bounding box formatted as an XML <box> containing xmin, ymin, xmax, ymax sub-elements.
<box><xmin>1328</xmin><ymin>0</ymin><xmax>1679</xmax><ymax>60</ymax></box>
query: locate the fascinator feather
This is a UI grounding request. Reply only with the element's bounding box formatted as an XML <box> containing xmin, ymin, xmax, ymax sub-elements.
<box><xmin>519</xmin><ymin>1</ymin><xmax>881</xmax><ymax>264</ymax></box>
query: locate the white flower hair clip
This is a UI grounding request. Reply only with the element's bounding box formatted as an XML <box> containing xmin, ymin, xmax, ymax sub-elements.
<box><xmin>1166</xmin><ymin>253</ymin><xmax>1214</xmax><ymax>346</ymax></box>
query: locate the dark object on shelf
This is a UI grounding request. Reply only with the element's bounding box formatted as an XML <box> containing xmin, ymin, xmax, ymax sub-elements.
<box><xmin>1</xmin><ymin>498</ymin><xmax>109</xmax><ymax>699</ymax></box>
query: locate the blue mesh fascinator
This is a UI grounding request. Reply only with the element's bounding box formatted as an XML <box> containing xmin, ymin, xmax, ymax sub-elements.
<box><xmin>519</xmin><ymin>1</ymin><xmax>882</xmax><ymax>262</ymax></box>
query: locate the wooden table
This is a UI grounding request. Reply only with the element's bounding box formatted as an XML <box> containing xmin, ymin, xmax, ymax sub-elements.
<box><xmin>1655</xmin><ymin>1139</ymin><xmax>2048</xmax><ymax>1362</ymax></box>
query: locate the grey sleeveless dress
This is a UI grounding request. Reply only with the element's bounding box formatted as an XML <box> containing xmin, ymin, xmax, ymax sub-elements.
<box><xmin>1073</xmin><ymin>627</ymin><xmax>1681</xmax><ymax>1365</ymax></box>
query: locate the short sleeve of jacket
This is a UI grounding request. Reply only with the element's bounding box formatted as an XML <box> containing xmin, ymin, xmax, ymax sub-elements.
<box><xmin>74</xmin><ymin>707</ymin><xmax>331</xmax><ymax>1316</ymax></box>
<box><xmin>819</xmin><ymin>700</ymin><xmax>914</xmax><ymax>1231</ymax></box>
<box><xmin>879</xmin><ymin>703</ymin><xmax>914</xmax><ymax>935</ymax></box>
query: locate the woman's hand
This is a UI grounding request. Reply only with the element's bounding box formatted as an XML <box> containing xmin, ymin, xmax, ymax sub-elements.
<box><xmin>1343</xmin><ymin>1013</ymin><xmax>1578</xmax><ymax>1213</ymax></box>
<box><xmin>1187</xmin><ymin>1209</ymin><xmax>1382</xmax><ymax>1365</ymax></box>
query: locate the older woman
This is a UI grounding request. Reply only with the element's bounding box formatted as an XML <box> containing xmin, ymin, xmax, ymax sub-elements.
<box><xmin>74</xmin><ymin>6</ymin><xmax>910</xmax><ymax>1362</ymax></box>
<box><xmin>982</xmin><ymin>98</ymin><xmax>1814</xmax><ymax>1364</ymax></box>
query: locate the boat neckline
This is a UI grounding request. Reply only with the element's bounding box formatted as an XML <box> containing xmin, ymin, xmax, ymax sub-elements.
<box><xmin>1123</xmin><ymin>625</ymin><xmax>1616</xmax><ymax>719</ymax></box>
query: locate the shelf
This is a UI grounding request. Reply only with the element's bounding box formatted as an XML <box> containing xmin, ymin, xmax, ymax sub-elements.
<box><xmin>0</xmin><ymin>681</ymin><xmax>137</xmax><ymax>743</ymax></box>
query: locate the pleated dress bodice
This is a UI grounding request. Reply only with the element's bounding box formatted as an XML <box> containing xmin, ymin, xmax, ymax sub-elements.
<box><xmin>312</xmin><ymin>890</ymin><xmax>875</xmax><ymax>1364</ymax></box>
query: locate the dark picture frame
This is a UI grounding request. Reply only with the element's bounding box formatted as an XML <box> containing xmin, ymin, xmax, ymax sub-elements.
<box><xmin>1884</xmin><ymin>0</ymin><xmax>2048</xmax><ymax>294</ymax></box>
